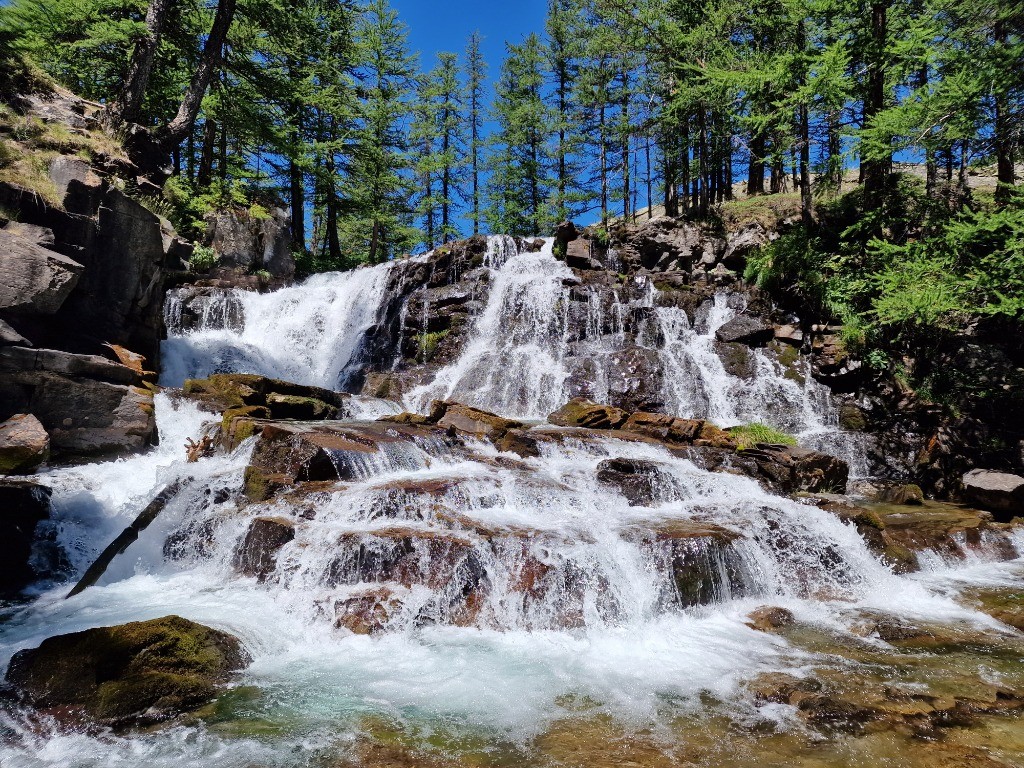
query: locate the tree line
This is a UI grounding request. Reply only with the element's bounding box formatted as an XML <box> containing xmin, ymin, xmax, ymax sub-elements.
<box><xmin>1</xmin><ymin>0</ymin><xmax>1021</xmax><ymax>271</ymax></box>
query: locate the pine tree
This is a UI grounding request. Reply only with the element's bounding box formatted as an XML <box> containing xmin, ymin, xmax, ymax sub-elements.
<box><xmin>485</xmin><ymin>34</ymin><xmax>552</xmax><ymax>236</ymax></box>
<box><xmin>465</xmin><ymin>31</ymin><xmax>487</xmax><ymax>235</ymax></box>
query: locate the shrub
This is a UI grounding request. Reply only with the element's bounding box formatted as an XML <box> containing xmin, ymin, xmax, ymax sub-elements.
<box><xmin>189</xmin><ymin>245</ymin><xmax>219</xmax><ymax>273</ymax></box>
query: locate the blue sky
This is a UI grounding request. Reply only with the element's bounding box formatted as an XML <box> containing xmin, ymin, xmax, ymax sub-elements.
<box><xmin>391</xmin><ymin>0</ymin><xmax>548</xmax><ymax>99</ymax></box>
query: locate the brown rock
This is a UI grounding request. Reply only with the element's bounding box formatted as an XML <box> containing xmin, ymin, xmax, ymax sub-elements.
<box><xmin>431</xmin><ymin>401</ymin><xmax>523</xmax><ymax>439</ymax></box>
<box><xmin>746</xmin><ymin>606</ymin><xmax>795</xmax><ymax>632</ymax></box>
<box><xmin>334</xmin><ymin>586</ymin><xmax>404</xmax><ymax>634</ymax></box>
<box><xmin>0</xmin><ymin>413</ymin><xmax>49</xmax><ymax>474</ymax></box>
<box><xmin>548</xmin><ymin>398</ymin><xmax>629</xmax><ymax>430</ymax></box>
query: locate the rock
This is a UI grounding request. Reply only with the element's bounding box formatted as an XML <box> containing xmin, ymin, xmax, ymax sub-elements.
<box><xmin>736</xmin><ymin>444</ymin><xmax>849</xmax><ymax>494</ymax></box>
<box><xmin>495</xmin><ymin>428</ymin><xmax>542</xmax><ymax>458</ymax></box>
<box><xmin>48</xmin><ymin>155</ymin><xmax>104</xmax><ymax>216</ymax></box>
<box><xmin>0</xmin><ymin>353</ymin><xmax>156</xmax><ymax>459</ymax></box>
<box><xmin>962</xmin><ymin>469</ymin><xmax>1024</xmax><ymax>521</ymax></box>
<box><xmin>746</xmin><ymin>605</ymin><xmax>795</xmax><ymax>632</ymax></box>
<box><xmin>605</xmin><ymin>346</ymin><xmax>665</xmax><ymax>413</ymax></box>
<box><xmin>334</xmin><ymin>586</ymin><xmax>405</xmax><ymax>635</ymax></box>
<box><xmin>430</xmin><ymin>401</ymin><xmax>524</xmax><ymax>440</ymax></box>
<box><xmin>0</xmin><ymin>345</ymin><xmax>142</xmax><ymax>386</ymax></box>
<box><xmin>0</xmin><ymin>479</ymin><xmax>51</xmax><ymax>594</ymax></box>
<box><xmin>5</xmin><ymin>616</ymin><xmax>250</xmax><ymax>728</ymax></box>
<box><xmin>233</xmin><ymin>516</ymin><xmax>296</xmax><ymax>581</ymax></box>
<box><xmin>56</xmin><ymin>188</ymin><xmax>166</xmax><ymax>361</ymax></box>
<box><xmin>877</xmin><ymin>484</ymin><xmax>925</xmax><ymax>506</ymax></box>
<box><xmin>0</xmin><ymin>318</ymin><xmax>30</xmax><ymax>347</ymax></box>
<box><xmin>774</xmin><ymin>323</ymin><xmax>804</xmax><ymax>346</ymax></box>
<box><xmin>204</xmin><ymin>207</ymin><xmax>295</xmax><ymax>278</ymax></box>
<box><xmin>630</xmin><ymin>520</ymin><xmax>743</xmax><ymax>607</ymax></box>
<box><xmin>721</xmin><ymin>222</ymin><xmax>770</xmax><ymax>270</ymax></box>
<box><xmin>565</xmin><ymin>238</ymin><xmax>601</xmax><ymax>270</ymax></box>
<box><xmin>548</xmin><ymin>398</ymin><xmax>629</xmax><ymax>430</ymax></box>
<box><xmin>596</xmin><ymin>458</ymin><xmax>668</xmax><ymax>506</ymax></box>
<box><xmin>0</xmin><ymin>413</ymin><xmax>49</xmax><ymax>474</ymax></box>
<box><xmin>265</xmin><ymin>393</ymin><xmax>338</xmax><ymax>421</ymax></box>
<box><xmin>3</xmin><ymin>222</ymin><xmax>55</xmax><ymax>247</ymax></box>
<box><xmin>621</xmin><ymin>412</ymin><xmax>736</xmax><ymax>448</ymax></box>
<box><xmin>714</xmin><ymin>315</ymin><xmax>774</xmax><ymax>347</ymax></box>
<box><xmin>0</xmin><ymin>229</ymin><xmax>84</xmax><ymax>314</ymax></box>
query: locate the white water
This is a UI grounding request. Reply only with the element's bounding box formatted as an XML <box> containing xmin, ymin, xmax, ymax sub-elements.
<box><xmin>2</xmin><ymin>237</ymin><xmax>1021</xmax><ymax>766</ymax></box>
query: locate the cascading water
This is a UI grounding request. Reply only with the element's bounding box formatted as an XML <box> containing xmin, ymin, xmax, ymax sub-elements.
<box><xmin>2</xmin><ymin>235</ymin><xmax>1022</xmax><ymax>767</ymax></box>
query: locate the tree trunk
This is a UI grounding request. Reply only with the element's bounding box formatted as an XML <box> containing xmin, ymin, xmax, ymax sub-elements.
<box><xmin>862</xmin><ymin>2</ymin><xmax>889</xmax><ymax>207</ymax></box>
<box><xmin>157</xmin><ymin>0</ymin><xmax>237</xmax><ymax>153</ymax></box>
<box><xmin>197</xmin><ymin>118</ymin><xmax>216</xmax><ymax>187</ymax></box>
<box><xmin>290</xmin><ymin>156</ymin><xmax>306</xmax><ymax>252</ymax></box>
<box><xmin>105</xmin><ymin>0</ymin><xmax>173</xmax><ymax>126</ymax></box>
<box><xmin>993</xmin><ymin>19</ymin><xmax>1015</xmax><ymax>204</ymax></box>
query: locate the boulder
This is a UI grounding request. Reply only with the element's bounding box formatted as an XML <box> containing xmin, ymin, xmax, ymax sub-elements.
<box><xmin>0</xmin><ymin>413</ymin><xmax>49</xmax><ymax>474</ymax></box>
<box><xmin>5</xmin><ymin>616</ymin><xmax>250</xmax><ymax>728</ymax></box>
<box><xmin>265</xmin><ymin>393</ymin><xmax>338</xmax><ymax>421</ymax></box>
<box><xmin>0</xmin><ymin>345</ymin><xmax>142</xmax><ymax>386</ymax></box>
<box><xmin>430</xmin><ymin>401</ymin><xmax>524</xmax><ymax>440</ymax></box>
<box><xmin>962</xmin><ymin>469</ymin><xmax>1024</xmax><ymax>521</ymax></box>
<box><xmin>714</xmin><ymin>315</ymin><xmax>774</xmax><ymax>347</ymax></box>
<box><xmin>605</xmin><ymin>346</ymin><xmax>665</xmax><ymax>413</ymax></box>
<box><xmin>0</xmin><ymin>229</ymin><xmax>84</xmax><ymax>314</ymax></box>
<box><xmin>233</xmin><ymin>516</ymin><xmax>296</xmax><ymax>581</ymax></box>
<box><xmin>183</xmin><ymin>373</ymin><xmax>346</xmax><ymax>416</ymax></box>
<box><xmin>877</xmin><ymin>484</ymin><xmax>925</xmax><ymax>506</ymax></box>
<box><xmin>0</xmin><ymin>479</ymin><xmax>51</xmax><ymax>594</ymax></box>
<box><xmin>746</xmin><ymin>605</ymin><xmax>796</xmax><ymax>632</ymax></box>
<box><xmin>548</xmin><ymin>398</ymin><xmax>629</xmax><ymax>430</ymax></box>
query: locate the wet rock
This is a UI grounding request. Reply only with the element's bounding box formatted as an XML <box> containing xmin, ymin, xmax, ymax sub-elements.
<box><xmin>327</xmin><ymin>528</ymin><xmax>486</xmax><ymax>624</ymax></box>
<box><xmin>0</xmin><ymin>229</ymin><xmax>84</xmax><ymax>314</ymax></box>
<box><xmin>735</xmin><ymin>444</ymin><xmax>848</xmax><ymax>494</ymax></box>
<box><xmin>746</xmin><ymin>606</ymin><xmax>796</xmax><ymax>632</ymax></box>
<box><xmin>495</xmin><ymin>428</ymin><xmax>542</xmax><ymax>458</ymax></box>
<box><xmin>0</xmin><ymin>479</ymin><xmax>51</xmax><ymax>594</ymax></box>
<box><xmin>962</xmin><ymin>469</ymin><xmax>1024</xmax><ymax>521</ymax></box>
<box><xmin>0</xmin><ymin>413</ymin><xmax>49</xmax><ymax>474</ymax></box>
<box><xmin>605</xmin><ymin>346</ymin><xmax>665</xmax><ymax>413</ymax></box>
<box><xmin>596</xmin><ymin>458</ymin><xmax>668</xmax><ymax>506</ymax></box>
<box><xmin>183</xmin><ymin>373</ymin><xmax>347</xmax><ymax>418</ymax></box>
<box><xmin>629</xmin><ymin>520</ymin><xmax>743</xmax><ymax>607</ymax></box>
<box><xmin>233</xmin><ymin>516</ymin><xmax>296</xmax><ymax>581</ymax></box>
<box><xmin>548</xmin><ymin>398</ymin><xmax>629</xmax><ymax>430</ymax></box>
<box><xmin>714</xmin><ymin>315</ymin><xmax>774</xmax><ymax>347</ymax></box>
<box><xmin>715</xmin><ymin>341</ymin><xmax>756</xmax><ymax>379</ymax></box>
<box><xmin>5</xmin><ymin>615</ymin><xmax>250</xmax><ymax>728</ymax></box>
<box><xmin>430</xmin><ymin>400</ymin><xmax>524</xmax><ymax>440</ymax></box>
<box><xmin>965</xmin><ymin>588</ymin><xmax>1024</xmax><ymax>632</ymax></box>
<box><xmin>334</xmin><ymin>586</ymin><xmax>405</xmax><ymax>635</ymax></box>
<box><xmin>877</xmin><ymin>484</ymin><xmax>925</xmax><ymax>506</ymax></box>
<box><xmin>621</xmin><ymin>412</ymin><xmax>736</xmax><ymax>448</ymax></box>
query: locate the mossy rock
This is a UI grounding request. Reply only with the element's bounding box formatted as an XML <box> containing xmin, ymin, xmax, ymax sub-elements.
<box><xmin>183</xmin><ymin>374</ymin><xmax>264</xmax><ymax>410</ymax></box>
<box><xmin>5</xmin><ymin>615</ymin><xmax>249</xmax><ymax>728</ymax></box>
<box><xmin>839</xmin><ymin>403</ymin><xmax>867</xmax><ymax>431</ymax></box>
<box><xmin>265</xmin><ymin>393</ymin><xmax>337</xmax><ymax>421</ymax></box>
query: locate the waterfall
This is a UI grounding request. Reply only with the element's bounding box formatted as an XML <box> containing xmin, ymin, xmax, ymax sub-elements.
<box><xmin>2</xmin><ymin>235</ymin><xmax>1020</xmax><ymax>767</ymax></box>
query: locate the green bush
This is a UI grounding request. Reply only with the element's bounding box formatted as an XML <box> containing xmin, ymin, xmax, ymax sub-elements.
<box><xmin>729</xmin><ymin>423</ymin><xmax>798</xmax><ymax>450</ymax></box>
<box><xmin>189</xmin><ymin>245</ymin><xmax>219</xmax><ymax>273</ymax></box>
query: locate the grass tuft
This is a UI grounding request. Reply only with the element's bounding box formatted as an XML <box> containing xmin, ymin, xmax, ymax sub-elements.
<box><xmin>729</xmin><ymin>423</ymin><xmax>798</xmax><ymax>450</ymax></box>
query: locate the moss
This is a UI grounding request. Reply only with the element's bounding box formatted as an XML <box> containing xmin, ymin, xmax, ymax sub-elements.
<box><xmin>6</xmin><ymin>616</ymin><xmax>248</xmax><ymax>727</ymax></box>
<box><xmin>265</xmin><ymin>393</ymin><xmax>337</xmax><ymax>420</ymax></box>
<box><xmin>417</xmin><ymin>330</ymin><xmax>450</xmax><ymax>363</ymax></box>
<box><xmin>729</xmin><ymin>423</ymin><xmax>798</xmax><ymax>450</ymax></box>
<box><xmin>839</xmin><ymin>403</ymin><xmax>867</xmax><ymax>431</ymax></box>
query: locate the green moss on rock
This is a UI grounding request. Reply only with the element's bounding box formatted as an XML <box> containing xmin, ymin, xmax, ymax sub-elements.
<box><xmin>4</xmin><ymin>615</ymin><xmax>249</xmax><ymax>728</ymax></box>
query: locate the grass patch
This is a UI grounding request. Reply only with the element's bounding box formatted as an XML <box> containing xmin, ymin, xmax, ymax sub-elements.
<box><xmin>418</xmin><ymin>330</ymin><xmax>449</xmax><ymax>362</ymax></box>
<box><xmin>729</xmin><ymin>423</ymin><xmax>798</xmax><ymax>450</ymax></box>
<box><xmin>719</xmin><ymin>192</ymin><xmax>802</xmax><ymax>230</ymax></box>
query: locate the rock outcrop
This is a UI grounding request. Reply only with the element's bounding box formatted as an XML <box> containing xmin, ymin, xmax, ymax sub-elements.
<box><xmin>5</xmin><ymin>616</ymin><xmax>250</xmax><ymax>728</ymax></box>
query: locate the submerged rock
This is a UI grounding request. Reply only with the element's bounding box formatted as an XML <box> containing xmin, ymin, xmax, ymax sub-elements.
<box><xmin>5</xmin><ymin>615</ymin><xmax>250</xmax><ymax>728</ymax></box>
